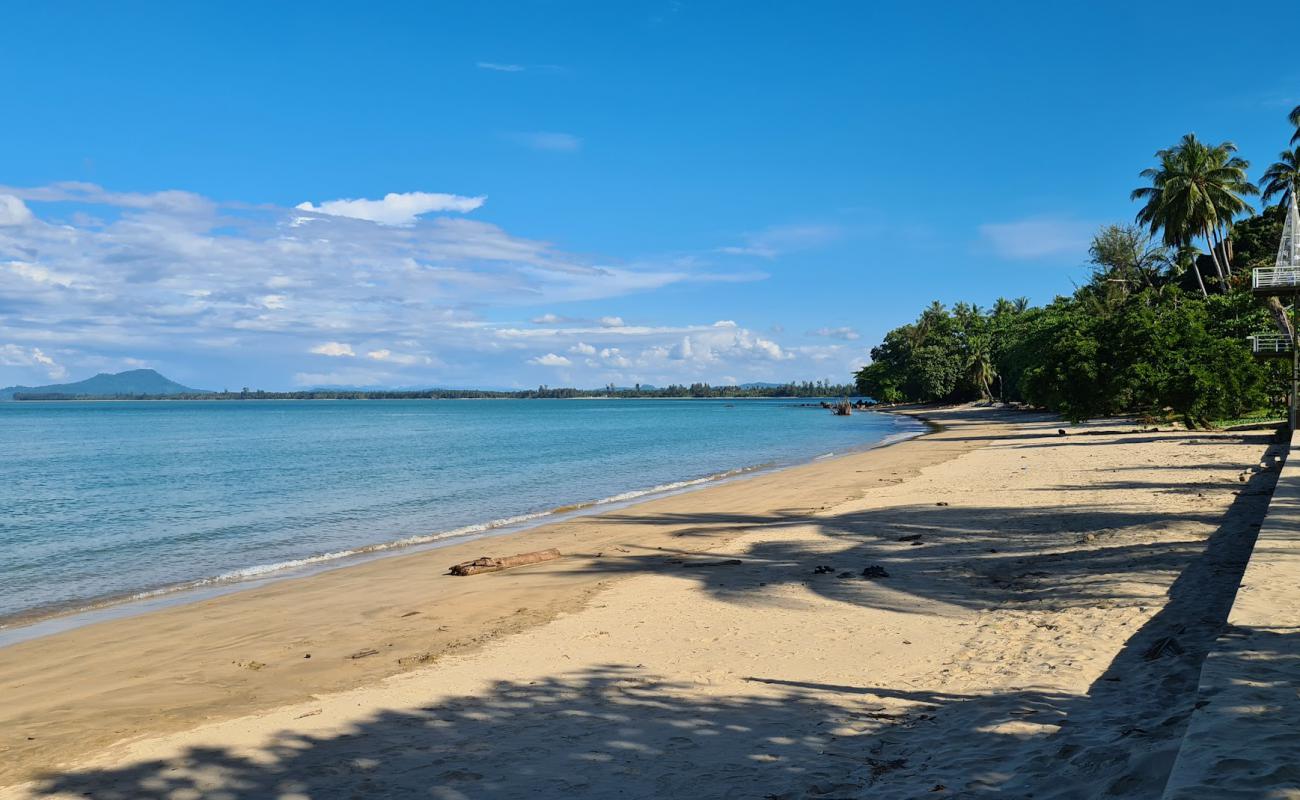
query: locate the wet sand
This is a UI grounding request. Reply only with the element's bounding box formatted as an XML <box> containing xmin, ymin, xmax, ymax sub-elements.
<box><xmin>0</xmin><ymin>406</ymin><xmax>1282</xmax><ymax>798</ymax></box>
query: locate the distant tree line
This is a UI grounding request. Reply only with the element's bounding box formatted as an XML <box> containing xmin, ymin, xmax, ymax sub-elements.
<box><xmin>14</xmin><ymin>380</ymin><xmax>860</xmax><ymax>402</ymax></box>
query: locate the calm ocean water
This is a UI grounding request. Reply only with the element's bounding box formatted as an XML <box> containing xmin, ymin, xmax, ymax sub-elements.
<box><xmin>0</xmin><ymin>399</ymin><xmax>922</xmax><ymax>623</ymax></box>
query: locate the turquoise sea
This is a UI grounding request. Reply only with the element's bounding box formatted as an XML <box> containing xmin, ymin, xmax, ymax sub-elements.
<box><xmin>0</xmin><ymin>399</ymin><xmax>922</xmax><ymax>626</ymax></box>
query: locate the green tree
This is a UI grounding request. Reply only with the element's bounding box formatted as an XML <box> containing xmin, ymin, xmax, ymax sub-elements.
<box><xmin>1087</xmin><ymin>224</ymin><xmax>1174</xmax><ymax>296</ymax></box>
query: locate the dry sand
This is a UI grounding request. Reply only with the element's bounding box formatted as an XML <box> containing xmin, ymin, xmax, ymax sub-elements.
<box><xmin>0</xmin><ymin>406</ymin><xmax>1283</xmax><ymax>799</ymax></box>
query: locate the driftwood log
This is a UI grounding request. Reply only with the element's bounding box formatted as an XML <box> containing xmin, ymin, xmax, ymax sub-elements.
<box><xmin>448</xmin><ymin>548</ymin><xmax>562</xmax><ymax>576</ymax></box>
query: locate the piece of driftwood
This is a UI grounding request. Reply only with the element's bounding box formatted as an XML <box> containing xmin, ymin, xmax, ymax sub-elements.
<box><xmin>681</xmin><ymin>558</ymin><xmax>743</xmax><ymax>568</ymax></box>
<box><xmin>448</xmin><ymin>548</ymin><xmax>562</xmax><ymax>576</ymax></box>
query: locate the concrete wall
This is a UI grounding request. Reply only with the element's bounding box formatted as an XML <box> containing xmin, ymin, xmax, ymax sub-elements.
<box><xmin>1162</xmin><ymin>432</ymin><xmax>1300</xmax><ymax>798</ymax></box>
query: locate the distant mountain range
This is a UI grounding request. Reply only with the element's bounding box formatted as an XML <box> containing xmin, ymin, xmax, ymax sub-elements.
<box><xmin>0</xmin><ymin>369</ymin><xmax>206</xmax><ymax>400</ymax></box>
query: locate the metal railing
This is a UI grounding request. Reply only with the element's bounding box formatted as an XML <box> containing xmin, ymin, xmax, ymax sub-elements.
<box><xmin>1249</xmin><ymin>334</ymin><xmax>1293</xmax><ymax>355</ymax></box>
<box><xmin>1253</xmin><ymin>266</ymin><xmax>1300</xmax><ymax>291</ymax></box>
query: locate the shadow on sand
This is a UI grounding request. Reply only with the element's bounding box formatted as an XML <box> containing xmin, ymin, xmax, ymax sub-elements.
<box><xmin>29</xmin><ymin>430</ymin><xmax>1287</xmax><ymax>799</ymax></box>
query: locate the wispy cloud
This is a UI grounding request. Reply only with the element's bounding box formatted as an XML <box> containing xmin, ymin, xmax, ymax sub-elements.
<box><xmin>978</xmin><ymin>216</ymin><xmax>1095</xmax><ymax>260</ymax></box>
<box><xmin>366</xmin><ymin>348</ymin><xmax>431</xmax><ymax>365</ymax></box>
<box><xmin>476</xmin><ymin>61</ymin><xmax>527</xmax><ymax>72</ymax></box>
<box><xmin>717</xmin><ymin>223</ymin><xmax>842</xmax><ymax>258</ymax></box>
<box><xmin>476</xmin><ymin>61</ymin><xmax>566</xmax><ymax>74</ymax></box>
<box><xmin>506</xmin><ymin>131</ymin><xmax>583</xmax><ymax>153</ymax></box>
<box><xmin>809</xmin><ymin>326</ymin><xmax>860</xmax><ymax>341</ymax></box>
<box><xmin>0</xmin><ymin>343</ymin><xmax>66</xmax><ymax>380</ymax></box>
<box><xmin>292</xmin><ymin>368</ymin><xmax>392</xmax><ymax>388</ymax></box>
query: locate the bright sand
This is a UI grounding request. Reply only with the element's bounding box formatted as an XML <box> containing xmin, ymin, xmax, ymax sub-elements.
<box><xmin>0</xmin><ymin>406</ymin><xmax>1283</xmax><ymax>798</ymax></box>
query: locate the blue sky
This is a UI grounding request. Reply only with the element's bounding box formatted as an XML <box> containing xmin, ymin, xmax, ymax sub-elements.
<box><xmin>2</xmin><ymin>1</ymin><xmax>1298</xmax><ymax>390</ymax></box>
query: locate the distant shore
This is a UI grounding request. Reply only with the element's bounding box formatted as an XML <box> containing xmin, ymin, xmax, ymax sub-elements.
<box><xmin>4</xmin><ymin>393</ymin><xmax>869</xmax><ymax>402</ymax></box>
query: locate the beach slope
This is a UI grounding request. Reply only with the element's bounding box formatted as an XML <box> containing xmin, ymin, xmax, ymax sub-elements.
<box><xmin>0</xmin><ymin>407</ymin><xmax>1281</xmax><ymax>798</ymax></box>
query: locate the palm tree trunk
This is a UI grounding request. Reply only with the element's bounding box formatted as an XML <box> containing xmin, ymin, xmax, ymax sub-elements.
<box><xmin>1203</xmin><ymin>227</ymin><xmax>1227</xmax><ymax>289</ymax></box>
<box><xmin>1212</xmin><ymin>227</ymin><xmax>1233</xmax><ymax>276</ymax></box>
<box><xmin>1267</xmin><ymin>296</ymin><xmax>1294</xmax><ymax>339</ymax></box>
<box><xmin>1190</xmin><ymin>257</ymin><xmax>1209</xmax><ymax>298</ymax></box>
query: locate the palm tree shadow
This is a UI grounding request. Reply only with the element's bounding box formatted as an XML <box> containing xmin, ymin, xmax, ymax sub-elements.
<box><xmin>28</xmin><ymin>438</ymin><xmax>1287</xmax><ymax>798</ymax></box>
<box><xmin>29</xmin><ymin>665</ymin><xmax>972</xmax><ymax>799</ymax></box>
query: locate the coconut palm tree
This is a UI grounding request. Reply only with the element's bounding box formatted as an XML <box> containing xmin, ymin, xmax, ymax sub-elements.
<box><xmin>1291</xmin><ymin>104</ymin><xmax>1300</xmax><ymax>146</ymax></box>
<box><xmin>1262</xmin><ymin>146</ymin><xmax>1300</xmax><ymax>207</ymax></box>
<box><xmin>991</xmin><ymin>296</ymin><xmax>1029</xmax><ymax>317</ymax></box>
<box><xmin>1131</xmin><ymin>134</ymin><xmax>1257</xmax><ymax>294</ymax></box>
<box><xmin>908</xmin><ymin>300</ymin><xmax>947</xmax><ymax>347</ymax></box>
<box><xmin>965</xmin><ymin>335</ymin><xmax>997</xmax><ymax>401</ymax></box>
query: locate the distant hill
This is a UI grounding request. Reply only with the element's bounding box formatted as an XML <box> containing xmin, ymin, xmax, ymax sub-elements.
<box><xmin>0</xmin><ymin>369</ymin><xmax>206</xmax><ymax>400</ymax></box>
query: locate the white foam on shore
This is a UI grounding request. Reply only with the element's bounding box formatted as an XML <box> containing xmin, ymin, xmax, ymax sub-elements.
<box><xmin>34</xmin><ymin>465</ymin><xmax>771</xmax><ymax>624</ymax></box>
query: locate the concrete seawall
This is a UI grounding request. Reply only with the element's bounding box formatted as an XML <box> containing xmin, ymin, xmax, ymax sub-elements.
<box><xmin>1162</xmin><ymin>432</ymin><xmax>1300</xmax><ymax>798</ymax></box>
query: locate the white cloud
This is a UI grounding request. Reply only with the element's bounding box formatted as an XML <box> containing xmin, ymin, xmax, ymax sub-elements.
<box><xmin>310</xmin><ymin>342</ymin><xmax>355</xmax><ymax>357</ymax></box>
<box><xmin>508</xmin><ymin>131</ymin><xmax>582</xmax><ymax>153</ymax></box>
<box><xmin>528</xmin><ymin>352</ymin><xmax>572</xmax><ymax>367</ymax></box>
<box><xmin>0</xmin><ymin>195</ymin><xmax>33</xmax><ymax>226</ymax></box>
<box><xmin>810</xmin><ymin>326</ymin><xmax>860</xmax><ymax>341</ymax></box>
<box><xmin>295</xmin><ymin>191</ymin><xmax>486</xmax><ymax>226</ymax></box>
<box><xmin>979</xmin><ymin>216</ymin><xmax>1095</xmax><ymax>260</ymax></box>
<box><xmin>599</xmin><ymin>347</ymin><xmax>631</xmax><ymax>368</ymax></box>
<box><xmin>0</xmin><ymin>181</ymin><xmax>837</xmax><ymax>389</ymax></box>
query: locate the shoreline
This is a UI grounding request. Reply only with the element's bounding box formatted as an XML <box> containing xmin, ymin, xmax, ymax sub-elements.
<box><xmin>0</xmin><ymin>406</ymin><xmax>967</xmax><ymax>786</ymax></box>
<box><xmin>3</xmin><ymin>405</ymin><xmax>1277</xmax><ymax>797</ymax></box>
<box><xmin>0</xmin><ymin>413</ymin><xmax>928</xmax><ymax>647</ymax></box>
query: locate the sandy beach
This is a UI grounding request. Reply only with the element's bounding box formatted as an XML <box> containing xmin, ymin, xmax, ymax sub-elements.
<box><xmin>0</xmin><ymin>406</ymin><xmax>1283</xmax><ymax>798</ymax></box>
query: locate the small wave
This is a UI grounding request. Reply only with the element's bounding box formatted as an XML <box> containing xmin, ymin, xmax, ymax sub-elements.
<box><xmin>578</xmin><ymin>466</ymin><xmax>757</xmax><ymax>507</ymax></box>
<box><xmin>119</xmin><ymin>469</ymin><xmax>766</xmax><ymax>607</ymax></box>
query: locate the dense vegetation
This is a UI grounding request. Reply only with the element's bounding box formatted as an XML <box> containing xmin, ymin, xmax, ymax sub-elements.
<box><xmin>856</xmin><ymin>108</ymin><xmax>1300</xmax><ymax>427</ymax></box>
<box><xmin>15</xmin><ymin>381</ymin><xmax>859</xmax><ymax>402</ymax></box>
